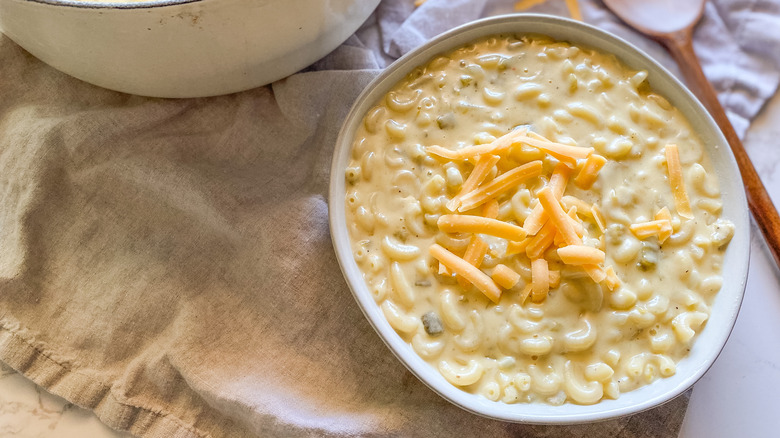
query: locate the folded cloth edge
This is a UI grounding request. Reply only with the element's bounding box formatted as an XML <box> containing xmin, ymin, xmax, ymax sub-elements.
<box><xmin>0</xmin><ymin>321</ymin><xmax>206</xmax><ymax>438</ymax></box>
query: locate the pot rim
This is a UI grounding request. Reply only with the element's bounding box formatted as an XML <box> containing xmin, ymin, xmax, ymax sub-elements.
<box><xmin>24</xmin><ymin>0</ymin><xmax>200</xmax><ymax>10</ymax></box>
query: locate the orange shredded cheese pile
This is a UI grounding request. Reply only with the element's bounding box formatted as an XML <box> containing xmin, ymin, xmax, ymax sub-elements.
<box><xmin>428</xmin><ymin>129</ymin><xmax>617</xmax><ymax>303</ymax></box>
<box><xmin>429</xmin><ymin>132</ymin><xmax>692</xmax><ymax>304</ymax></box>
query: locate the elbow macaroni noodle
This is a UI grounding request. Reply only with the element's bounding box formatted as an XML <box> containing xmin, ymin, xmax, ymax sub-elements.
<box><xmin>344</xmin><ymin>35</ymin><xmax>734</xmax><ymax>405</ymax></box>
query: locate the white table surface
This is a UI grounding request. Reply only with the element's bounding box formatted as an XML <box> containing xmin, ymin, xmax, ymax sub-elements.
<box><xmin>1</xmin><ymin>90</ymin><xmax>779</xmax><ymax>438</ymax></box>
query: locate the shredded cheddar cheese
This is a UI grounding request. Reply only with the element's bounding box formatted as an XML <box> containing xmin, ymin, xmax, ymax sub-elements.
<box><xmin>446</xmin><ymin>154</ymin><xmax>500</xmax><ymax>211</ymax></box>
<box><xmin>482</xmin><ymin>199</ymin><xmax>500</xmax><ymax>219</ymax></box>
<box><xmin>566</xmin><ymin>206</ymin><xmax>585</xmax><ymax>238</ymax></box>
<box><xmin>531</xmin><ymin>258</ymin><xmax>550</xmax><ymax>303</ymax></box>
<box><xmin>492</xmin><ymin>264</ymin><xmax>522</xmax><ymax>289</ymax></box>
<box><xmin>558</xmin><ymin>245</ymin><xmax>606</xmax><ymax>265</ymax></box>
<box><xmin>457</xmin><ymin>235</ymin><xmax>490</xmax><ymax>288</ymax></box>
<box><xmin>523</xmin><ymin>133</ymin><xmax>593</xmax><ymax>165</ymax></box>
<box><xmin>438</xmin><ymin>215</ymin><xmax>527</xmax><ymax>241</ymax></box>
<box><xmin>457</xmin><ymin>160</ymin><xmax>543</xmax><ymax>211</ymax></box>
<box><xmin>591</xmin><ymin>204</ymin><xmax>606</xmax><ymax>234</ymax></box>
<box><xmin>655</xmin><ymin>207</ymin><xmax>673</xmax><ymax>243</ymax></box>
<box><xmin>506</xmin><ymin>238</ymin><xmax>531</xmax><ymax>256</ymax></box>
<box><xmin>523</xmin><ymin>204</ymin><xmax>548</xmax><ymax>235</ymax></box>
<box><xmin>538</xmin><ymin>187</ymin><xmax>582</xmax><ymax>246</ymax></box>
<box><xmin>604</xmin><ymin>265</ymin><xmax>621</xmax><ymax>291</ymax></box>
<box><xmin>561</xmin><ymin>195</ymin><xmax>592</xmax><ymax>217</ymax></box>
<box><xmin>665</xmin><ymin>144</ymin><xmax>693</xmax><ymax>219</ymax></box>
<box><xmin>574</xmin><ymin>154</ymin><xmax>607</xmax><ymax>189</ymax></box>
<box><xmin>526</xmin><ymin>220</ymin><xmax>557</xmax><ymax>259</ymax></box>
<box><xmin>630</xmin><ymin>220</ymin><xmax>673</xmax><ymax>240</ymax></box>
<box><xmin>426</xmin><ymin>127</ymin><xmax>528</xmax><ymax>160</ymax></box>
<box><xmin>428</xmin><ymin>130</ymin><xmax>632</xmax><ymax>303</ymax></box>
<box><xmin>430</xmin><ymin>244</ymin><xmax>502</xmax><ymax>303</ymax></box>
<box><xmin>550</xmin><ymin>162</ymin><xmax>573</xmax><ymax>197</ymax></box>
<box><xmin>553</xmin><ymin>227</ymin><xmax>567</xmax><ymax>248</ymax></box>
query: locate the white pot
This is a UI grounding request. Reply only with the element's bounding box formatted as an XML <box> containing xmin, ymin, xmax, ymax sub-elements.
<box><xmin>0</xmin><ymin>0</ymin><xmax>379</xmax><ymax>97</ymax></box>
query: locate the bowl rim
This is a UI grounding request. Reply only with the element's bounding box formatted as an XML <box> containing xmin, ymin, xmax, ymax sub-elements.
<box><xmin>329</xmin><ymin>13</ymin><xmax>750</xmax><ymax>424</ymax></box>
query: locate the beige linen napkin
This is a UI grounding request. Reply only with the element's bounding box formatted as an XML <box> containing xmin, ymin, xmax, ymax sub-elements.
<box><xmin>2</xmin><ymin>0</ymin><xmax>778</xmax><ymax>436</ymax></box>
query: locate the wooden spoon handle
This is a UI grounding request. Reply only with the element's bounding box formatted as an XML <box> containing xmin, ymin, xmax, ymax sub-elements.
<box><xmin>661</xmin><ymin>29</ymin><xmax>780</xmax><ymax>268</ymax></box>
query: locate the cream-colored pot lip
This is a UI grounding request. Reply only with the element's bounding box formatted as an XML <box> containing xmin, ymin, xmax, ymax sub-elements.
<box><xmin>21</xmin><ymin>0</ymin><xmax>199</xmax><ymax>8</ymax></box>
<box><xmin>329</xmin><ymin>14</ymin><xmax>750</xmax><ymax>424</ymax></box>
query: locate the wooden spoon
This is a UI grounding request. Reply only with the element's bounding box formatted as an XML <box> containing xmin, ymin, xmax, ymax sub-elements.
<box><xmin>604</xmin><ymin>0</ymin><xmax>780</xmax><ymax>269</ymax></box>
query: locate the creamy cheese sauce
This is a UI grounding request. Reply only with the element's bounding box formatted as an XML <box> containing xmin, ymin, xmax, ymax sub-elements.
<box><xmin>344</xmin><ymin>34</ymin><xmax>734</xmax><ymax>405</ymax></box>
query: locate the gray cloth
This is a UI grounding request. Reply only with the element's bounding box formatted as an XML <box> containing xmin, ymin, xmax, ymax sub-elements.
<box><xmin>0</xmin><ymin>1</ymin><xmax>777</xmax><ymax>437</ymax></box>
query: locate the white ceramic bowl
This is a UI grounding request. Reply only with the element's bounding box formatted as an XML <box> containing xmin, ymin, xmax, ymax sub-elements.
<box><xmin>0</xmin><ymin>0</ymin><xmax>379</xmax><ymax>97</ymax></box>
<box><xmin>329</xmin><ymin>14</ymin><xmax>750</xmax><ymax>423</ymax></box>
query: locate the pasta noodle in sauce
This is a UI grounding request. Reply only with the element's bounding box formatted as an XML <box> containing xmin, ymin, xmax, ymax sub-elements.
<box><xmin>344</xmin><ymin>34</ymin><xmax>734</xmax><ymax>405</ymax></box>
